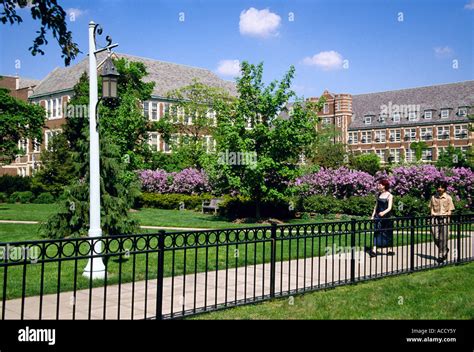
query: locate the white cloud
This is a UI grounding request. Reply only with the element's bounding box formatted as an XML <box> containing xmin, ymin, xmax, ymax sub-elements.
<box><xmin>66</xmin><ymin>8</ymin><xmax>86</xmax><ymax>19</ymax></box>
<box><xmin>465</xmin><ymin>0</ymin><xmax>474</xmax><ymax>10</ymax></box>
<box><xmin>434</xmin><ymin>46</ymin><xmax>454</xmax><ymax>58</ymax></box>
<box><xmin>239</xmin><ymin>8</ymin><xmax>281</xmax><ymax>38</ymax></box>
<box><xmin>302</xmin><ymin>51</ymin><xmax>344</xmax><ymax>71</ymax></box>
<box><xmin>216</xmin><ymin>60</ymin><xmax>241</xmax><ymax>77</ymax></box>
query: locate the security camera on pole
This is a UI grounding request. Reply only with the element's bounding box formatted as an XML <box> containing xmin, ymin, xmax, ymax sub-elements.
<box><xmin>83</xmin><ymin>21</ymin><xmax>119</xmax><ymax>279</ymax></box>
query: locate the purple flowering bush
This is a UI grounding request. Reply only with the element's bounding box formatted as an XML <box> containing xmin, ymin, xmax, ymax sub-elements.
<box><xmin>294</xmin><ymin>167</ymin><xmax>375</xmax><ymax>198</ymax></box>
<box><xmin>139</xmin><ymin>168</ymin><xmax>210</xmax><ymax>195</ymax></box>
<box><xmin>294</xmin><ymin>166</ymin><xmax>474</xmax><ymax>203</ymax></box>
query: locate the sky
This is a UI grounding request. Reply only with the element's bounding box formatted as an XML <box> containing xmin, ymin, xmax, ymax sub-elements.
<box><xmin>0</xmin><ymin>0</ymin><xmax>473</xmax><ymax>97</ymax></box>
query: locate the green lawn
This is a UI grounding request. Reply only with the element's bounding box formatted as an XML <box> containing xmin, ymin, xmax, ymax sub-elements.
<box><xmin>189</xmin><ymin>262</ymin><xmax>474</xmax><ymax>320</ymax></box>
<box><xmin>0</xmin><ymin>203</ymin><xmax>334</xmax><ymax>229</ymax></box>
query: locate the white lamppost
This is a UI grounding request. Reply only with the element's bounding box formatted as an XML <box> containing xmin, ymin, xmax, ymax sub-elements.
<box><xmin>83</xmin><ymin>21</ymin><xmax>118</xmax><ymax>279</ymax></box>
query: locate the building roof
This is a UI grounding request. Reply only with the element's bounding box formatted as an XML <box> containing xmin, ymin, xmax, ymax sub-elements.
<box><xmin>349</xmin><ymin>80</ymin><xmax>474</xmax><ymax>130</ymax></box>
<box><xmin>30</xmin><ymin>52</ymin><xmax>237</xmax><ymax>98</ymax></box>
<box><xmin>18</xmin><ymin>77</ymin><xmax>40</xmax><ymax>89</ymax></box>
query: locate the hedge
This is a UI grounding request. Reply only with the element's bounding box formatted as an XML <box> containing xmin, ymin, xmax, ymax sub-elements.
<box><xmin>8</xmin><ymin>191</ymin><xmax>35</xmax><ymax>204</ymax></box>
<box><xmin>138</xmin><ymin>193</ymin><xmax>213</xmax><ymax>210</ymax></box>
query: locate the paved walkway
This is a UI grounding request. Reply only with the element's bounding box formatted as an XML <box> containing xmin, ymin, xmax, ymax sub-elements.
<box><xmin>1</xmin><ymin>234</ymin><xmax>472</xmax><ymax>320</ymax></box>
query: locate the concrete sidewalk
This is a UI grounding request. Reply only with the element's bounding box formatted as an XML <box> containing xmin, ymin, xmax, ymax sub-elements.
<box><xmin>1</xmin><ymin>234</ymin><xmax>472</xmax><ymax>320</ymax></box>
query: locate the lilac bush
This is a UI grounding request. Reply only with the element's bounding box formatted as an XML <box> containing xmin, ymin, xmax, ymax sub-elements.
<box><xmin>295</xmin><ymin>165</ymin><xmax>474</xmax><ymax>202</ymax></box>
<box><xmin>294</xmin><ymin>167</ymin><xmax>375</xmax><ymax>198</ymax></box>
<box><xmin>170</xmin><ymin>168</ymin><xmax>211</xmax><ymax>194</ymax></box>
<box><xmin>139</xmin><ymin>168</ymin><xmax>210</xmax><ymax>195</ymax></box>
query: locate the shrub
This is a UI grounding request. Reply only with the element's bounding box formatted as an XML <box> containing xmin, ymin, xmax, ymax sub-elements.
<box><xmin>341</xmin><ymin>195</ymin><xmax>376</xmax><ymax>216</ymax></box>
<box><xmin>138</xmin><ymin>193</ymin><xmax>212</xmax><ymax>210</ymax></box>
<box><xmin>350</xmin><ymin>153</ymin><xmax>381</xmax><ymax>175</ymax></box>
<box><xmin>218</xmin><ymin>195</ymin><xmax>293</xmax><ymax>220</ymax></box>
<box><xmin>0</xmin><ymin>192</ymin><xmax>7</xmax><ymax>203</ymax></box>
<box><xmin>33</xmin><ymin>192</ymin><xmax>55</xmax><ymax>204</ymax></box>
<box><xmin>9</xmin><ymin>191</ymin><xmax>35</xmax><ymax>204</ymax></box>
<box><xmin>301</xmin><ymin>195</ymin><xmax>343</xmax><ymax>215</ymax></box>
<box><xmin>139</xmin><ymin>168</ymin><xmax>210</xmax><ymax>194</ymax></box>
<box><xmin>294</xmin><ymin>167</ymin><xmax>375</xmax><ymax>198</ymax></box>
<box><xmin>392</xmin><ymin>195</ymin><xmax>429</xmax><ymax>217</ymax></box>
<box><xmin>0</xmin><ymin>175</ymin><xmax>31</xmax><ymax>195</ymax></box>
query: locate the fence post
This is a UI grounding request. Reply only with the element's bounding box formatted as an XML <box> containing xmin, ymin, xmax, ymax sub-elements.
<box><xmin>156</xmin><ymin>230</ymin><xmax>165</xmax><ymax>320</ymax></box>
<box><xmin>456</xmin><ymin>214</ymin><xmax>461</xmax><ymax>264</ymax></box>
<box><xmin>270</xmin><ymin>222</ymin><xmax>277</xmax><ymax>298</ymax></box>
<box><xmin>410</xmin><ymin>217</ymin><xmax>415</xmax><ymax>272</ymax></box>
<box><xmin>350</xmin><ymin>218</ymin><xmax>356</xmax><ymax>283</ymax></box>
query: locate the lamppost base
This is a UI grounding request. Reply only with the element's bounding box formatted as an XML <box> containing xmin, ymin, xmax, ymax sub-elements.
<box><xmin>83</xmin><ymin>259</ymin><xmax>106</xmax><ymax>280</ymax></box>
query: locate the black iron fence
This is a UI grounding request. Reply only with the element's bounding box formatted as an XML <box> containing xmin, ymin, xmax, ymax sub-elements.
<box><xmin>0</xmin><ymin>214</ymin><xmax>472</xmax><ymax>320</ymax></box>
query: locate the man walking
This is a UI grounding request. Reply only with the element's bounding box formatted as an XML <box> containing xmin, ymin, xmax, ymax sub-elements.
<box><xmin>429</xmin><ymin>182</ymin><xmax>455</xmax><ymax>264</ymax></box>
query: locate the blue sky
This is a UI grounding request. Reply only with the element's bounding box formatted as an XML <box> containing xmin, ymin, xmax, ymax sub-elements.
<box><xmin>0</xmin><ymin>0</ymin><xmax>473</xmax><ymax>97</ymax></box>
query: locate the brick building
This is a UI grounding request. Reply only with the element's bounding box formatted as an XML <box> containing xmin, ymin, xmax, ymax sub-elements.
<box><xmin>315</xmin><ymin>81</ymin><xmax>473</xmax><ymax>163</ymax></box>
<box><xmin>1</xmin><ymin>52</ymin><xmax>236</xmax><ymax>176</ymax></box>
<box><xmin>0</xmin><ymin>75</ymin><xmax>41</xmax><ymax>176</ymax></box>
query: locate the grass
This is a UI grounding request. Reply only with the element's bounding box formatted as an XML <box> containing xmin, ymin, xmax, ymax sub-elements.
<box><xmin>0</xmin><ymin>203</ymin><xmax>338</xmax><ymax>229</ymax></box>
<box><xmin>188</xmin><ymin>262</ymin><xmax>474</xmax><ymax>320</ymax></box>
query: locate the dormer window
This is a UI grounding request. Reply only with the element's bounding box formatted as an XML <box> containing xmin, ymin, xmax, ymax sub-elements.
<box><xmin>408</xmin><ymin>111</ymin><xmax>417</xmax><ymax>121</ymax></box>
<box><xmin>364</xmin><ymin>115</ymin><xmax>372</xmax><ymax>125</ymax></box>
<box><xmin>392</xmin><ymin>112</ymin><xmax>400</xmax><ymax>122</ymax></box>
<box><xmin>424</xmin><ymin>110</ymin><xmax>432</xmax><ymax>119</ymax></box>
<box><xmin>441</xmin><ymin>109</ymin><xmax>449</xmax><ymax>118</ymax></box>
<box><xmin>458</xmin><ymin>107</ymin><xmax>468</xmax><ymax>117</ymax></box>
<box><xmin>378</xmin><ymin>114</ymin><xmax>386</xmax><ymax>123</ymax></box>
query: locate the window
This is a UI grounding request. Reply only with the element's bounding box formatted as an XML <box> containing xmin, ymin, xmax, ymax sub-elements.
<box><xmin>420</xmin><ymin>127</ymin><xmax>433</xmax><ymax>141</ymax></box>
<box><xmin>392</xmin><ymin>112</ymin><xmax>400</xmax><ymax>122</ymax></box>
<box><xmin>18</xmin><ymin>139</ymin><xmax>28</xmax><ymax>154</ymax></box>
<box><xmin>389</xmin><ymin>129</ymin><xmax>401</xmax><ymax>142</ymax></box>
<box><xmin>32</xmin><ymin>138</ymin><xmax>40</xmax><ymax>153</ymax></box>
<box><xmin>361</xmin><ymin>131</ymin><xmax>372</xmax><ymax>144</ymax></box>
<box><xmin>143</xmin><ymin>101</ymin><xmax>149</xmax><ymax>118</ymax></box>
<box><xmin>408</xmin><ymin>111</ymin><xmax>418</xmax><ymax>121</ymax></box>
<box><xmin>422</xmin><ymin>148</ymin><xmax>433</xmax><ymax>162</ymax></box>
<box><xmin>424</xmin><ymin>110</ymin><xmax>432</xmax><ymax>119</ymax></box>
<box><xmin>364</xmin><ymin>115</ymin><xmax>372</xmax><ymax>125</ymax></box>
<box><xmin>177</xmin><ymin>106</ymin><xmax>185</xmax><ymax>123</ymax></box>
<box><xmin>389</xmin><ymin>149</ymin><xmax>401</xmax><ymax>163</ymax></box>
<box><xmin>336</xmin><ymin>101</ymin><xmax>341</xmax><ymax>111</ymax></box>
<box><xmin>378</xmin><ymin>114</ymin><xmax>386</xmax><ymax>123</ymax></box>
<box><xmin>202</xmin><ymin>136</ymin><xmax>215</xmax><ymax>153</ymax></box>
<box><xmin>151</xmin><ymin>102</ymin><xmax>158</xmax><ymax>121</ymax></box>
<box><xmin>374</xmin><ymin>130</ymin><xmax>386</xmax><ymax>143</ymax></box>
<box><xmin>375</xmin><ymin>149</ymin><xmax>385</xmax><ymax>162</ymax></box>
<box><xmin>207</xmin><ymin>109</ymin><xmax>217</xmax><ymax>126</ymax></box>
<box><xmin>404</xmin><ymin>128</ymin><xmax>416</xmax><ymax>141</ymax></box>
<box><xmin>458</xmin><ymin>107</ymin><xmax>468</xmax><ymax>117</ymax></box>
<box><xmin>454</xmin><ymin>125</ymin><xmax>468</xmax><ymax>139</ymax></box>
<box><xmin>323</xmin><ymin>103</ymin><xmax>329</xmax><ymax>114</ymax></box>
<box><xmin>149</xmin><ymin>132</ymin><xmax>160</xmax><ymax>152</ymax></box>
<box><xmin>45</xmin><ymin>130</ymin><xmax>61</xmax><ymax>151</ymax></box>
<box><xmin>441</xmin><ymin>109</ymin><xmax>449</xmax><ymax>118</ymax></box>
<box><xmin>348</xmin><ymin>132</ymin><xmax>358</xmax><ymax>144</ymax></box>
<box><xmin>405</xmin><ymin>148</ymin><xmax>416</xmax><ymax>163</ymax></box>
<box><xmin>323</xmin><ymin>117</ymin><xmax>332</xmax><ymax>125</ymax></box>
<box><xmin>437</xmin><ymin>126</ymin><xmax>450</xmax><ymax>140</ymax></box>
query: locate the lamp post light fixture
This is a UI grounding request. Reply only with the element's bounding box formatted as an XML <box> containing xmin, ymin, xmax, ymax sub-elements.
<box><xmin>83</xmin><ymin>21</ymin><xmax>118</xmax><ymax>280</ymax></box>
<box><xmin>101</xmin><ymin>56</ymin><xmax>119</xmax><ymax>99</ymax></box>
